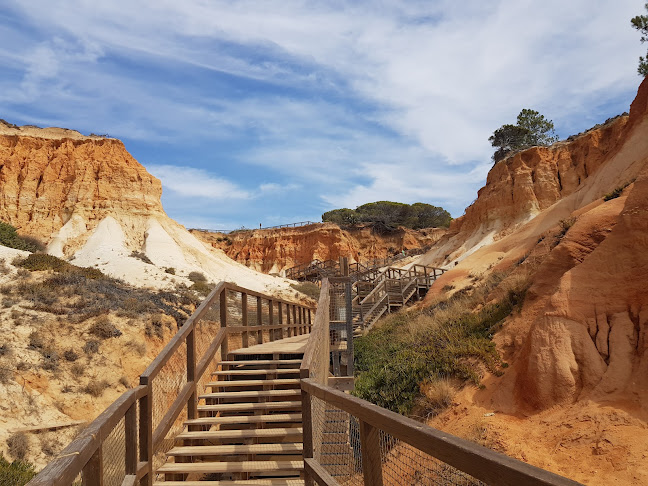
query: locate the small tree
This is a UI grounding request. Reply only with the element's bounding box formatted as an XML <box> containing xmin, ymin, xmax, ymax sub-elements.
<box><xmin>489</xmin><ymin>109</ymin><xmax>557</xmax><ymax>163</ymax></box>
<box><xmin>631</xmin><ymin>3</ymin><xmax>648</xmax><ymax>76</ymax></box>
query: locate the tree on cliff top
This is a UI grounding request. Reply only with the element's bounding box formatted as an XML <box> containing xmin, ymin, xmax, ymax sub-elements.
<box><xmin>632</xmin><ymin>3</ymin><xmax>648</xmax><ymax>76</ymax></box>
<box><xmin>489</xmin><ymin>109</ymin><xmax>558</xmax><ymax>163</ymax></box>
<box><xmin>322</xmin><ymin>201</ymin><xmax>451</xmax><ymax>230</ymax></box>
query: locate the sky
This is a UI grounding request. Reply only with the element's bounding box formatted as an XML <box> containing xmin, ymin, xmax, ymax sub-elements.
<box><xmin>0</xmin><ymin>1</ymin><xmax>644</xmax><ymax>230</ymax></box>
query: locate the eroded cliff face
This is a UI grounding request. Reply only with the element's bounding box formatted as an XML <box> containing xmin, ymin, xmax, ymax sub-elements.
<box><xmin>0</xmin><ymin>124</ymin><xmax>300</xmax><ymax>297</ymax></box>
<box><xmin>0</xmin><ymin>129</ymin><xmax>164</xmax><ymax>241</ymax></box>
<box><xmin>420</xmin><ymin>112</ymin><xmax>631</xmax><ymax>268</ymax></box>
<box><xmin>191</xmin><ymin>223</ymin><xmax>445</xmax><ymax>274</ymax></box>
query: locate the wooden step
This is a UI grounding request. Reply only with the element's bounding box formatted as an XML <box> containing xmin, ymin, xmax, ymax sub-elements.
<box><xmin>155</xmin><ymin>480</ymin><xmax>304</xmax><ymax>486</ymax></box>
<box><xmin>207</xmin><ymin>379</ymin><xmax>300</xmax><ymax>388</ymax></box>
<box><xmin>198</xmin><ymin>401</ymin><xmax>301</xmax><ymax>413</ymax></box>
<box><xmin>199</xmin><ymin>389</ymin><xmax>300</xmax><ymax>400</ymax></box>
<box><xmin>176</xmin><ymin>427</ymin><xmax>303</xmax><ymax>440</ymax></box>
<box><xmin>158</xmin><ymin>460</ymin><xmax>303</xmax><ymax>474</ymax></box>
<box><xmin>213</xmin><ymin>369</ymin><xmax>300</xmax><ymax>376</ymax></box>
<box><xmin>167</xmin><ymin>443</ymin><xmax>303</xmax><ymax>457</ymax></box>
<box><xmin>185</xmin><ymin>413</ymin><xmax>301</xmax><ymax>426</ymax></box>
<box><xmin>218</xmin><ymin>360</ymin><xmax>302</xmax><ymax>366</ymax></box>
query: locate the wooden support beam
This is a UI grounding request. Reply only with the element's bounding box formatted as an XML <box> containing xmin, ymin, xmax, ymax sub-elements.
<box><xmin>82</xmin><ymin>445</ymin><xmax>103</xmax><ymax>486</ymax></box>
<box><xmin>241</xmin><ymin>293</ymin><xmax>248</xmax><ymax>348</ymax></box>
<box><xmin>186</xmin><ymin>329</ymin><xmax>197</xmax><ymax>420</ymax></box>
<box><xmin>360</xmin><ymin>420</ymin><xmax>383</xmax><ymax>486</ymax></box>
<box><xmin>257</xmin><ymin>296</ymin><xmax>263</xmax><ymax>344</ymax></box>
<box><xmin>220</xmin><ymin>289</ymin><xmax>228</xmax><ymax>359</ymax></box>
<box><xmin>125</xmin><ymin>402</ymin><xmax>137</xmax><ymax>476</ymax></box>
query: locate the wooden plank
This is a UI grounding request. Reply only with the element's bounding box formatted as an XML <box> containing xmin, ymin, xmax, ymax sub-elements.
<box><xmin>176</xmin><ymin>427</ymin><xmax>303</xmax><ymax>440</ymax></box>
<box><xmin>301</xmin><ymin>385</ymin><xmax>314</xmax><ymax>486</ymax></box>
<box><xmin>257</xmin><ymin>296</ymin><xmax>264</xmax><ymax>344</ymax></box>
<box><xmin>206</xmin><ymin>378</ymin><xmax>300</xmax><ymax>387</ymax></box>
<box><xmin>157</xmin><ymin>460</ymin><xmax>303</xmax><ymax>474</ymax></box>
<box><xmin>217</xmin><ymin>359</ymin><xmax>302</xmax><ymax>366</ymax></box>
<box><xmin>167</xmin><ymin>443</ymin><xmax>303</xmax><ymax>456</ymax></box>
<box><xmin>360</xmin><ymin>420</ymin><xmax>383</xmax><ymax>486</ymax></box>
<box><xmin>199</xmin><ymin>389</ymin><xmax>300</xmax><ymax>399</ymax></box>
<box><xmin>154</xmin><ymin>480</ymin><xmax>305</xmax><ymax>486</ymax></box>
<box><xmin>185</xmin><ymin>413</ymin><xmax>301</xmax><ymax>425</ymax></box>
<box><xmin>197</xmin><ymin>401</ymin><xmax>302</xmax><ymax>412</ymax></box>
<box><xmin>304</xmin><ymin>458</ymin><xmax>341</xmax><ymax>486</ymax></box>
<box><xmin>301</xmin><ymin>379</ymin><xmax>583</xmax><ymax>486</ymax></box>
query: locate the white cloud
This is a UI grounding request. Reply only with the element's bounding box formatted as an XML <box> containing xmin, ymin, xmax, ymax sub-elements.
<box><xmin>148</xmin><ymin>165</ymin><xmax>251</xmax><ymax>200</ymax></box>
<box><xmin>0</xmin><ymin>0</ymin><xmax>644</xmax><ymax>223</ymax></box>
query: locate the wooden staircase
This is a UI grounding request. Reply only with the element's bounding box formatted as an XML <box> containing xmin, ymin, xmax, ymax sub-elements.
<box><xmin>155</xmin><ymin>355</ymin><xmax>306</xmax><ymax>485</ymax></box>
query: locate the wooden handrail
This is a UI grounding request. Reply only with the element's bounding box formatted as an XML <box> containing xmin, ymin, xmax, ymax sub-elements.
<box><xmin>301</xmin><ymin>379</ymin><xmax>582</xmax><ymax>486</ymax></box>
<box><xmin>29</xmin><ymin>280</ymin><xmax>315</xmax><ymax>486</ymax></box>
<box><xmin>28</xmin><ymin>386</ymin><xmax>147</xmax><ymax>486</ymax></box>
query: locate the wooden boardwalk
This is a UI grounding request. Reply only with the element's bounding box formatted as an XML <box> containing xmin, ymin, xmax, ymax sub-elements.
<box><xmin>229</xmin><ymin>334</ymin><xmax>310</xmax><ymax>355</ymax></box>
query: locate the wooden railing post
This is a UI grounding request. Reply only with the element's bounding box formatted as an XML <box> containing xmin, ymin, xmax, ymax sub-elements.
<box><xmin>359</xmin><ymin>420</ymin><xmax>383</xmax><ymax>486</ymax></box>
<box><xmin>186</xmin><ymin>328</ymin><xmax>197</xmax><ymax>420</ymax></box>
<box><xmin>257</xmin><ymin>296</ymin><xmax>263</xmax><ymax>344</ymax></box>
<box><xmin>82</xmin><ymin>445</ymin><xmax>103</xmax><ymax>486</ymax></box>
<box><xmin>268</xmin><ymin>300</ymin><xmax>274</xmax><ymax>341</ymax></box>
<box><xmin>301</xmin><ymin>375</ymin><xmax>314</xmax><ymax>486</ymax></box>
<box><xmin>292</xmin><ymin>305</ymin><xmax>297</xmax><ymax>336</ymax></box>
<box><xmin>138</xmin><ymin>387</ymin><xmax>153</xmax><ymax>486</ymax></box>
<box><xmin>125</xmin><ymin>402</ymin><xmax>137</xmax><ymax>478</ymax></box>
<box><xmin>278</xmin><ymin>303</ymin><xmax>284</xmax><ymax>339</ymax></box>
<box><xmin>286</xmin><ymin>303</ymin><xmax>292</xmax><ymax>337</ymax></box>
<box><xmin>220</xmin><ymin>288</ymin><xmax>228</xmax><ymax>360</ymax></box>
<box><xmin>241</xmin><ymin>293</ymin><xmax>248</xmax><ymax>348</ymax></box>
<box><xmin>298</xmin><ymin>306</ymin><xmax>303</xmax><ymax>334</ymax></box>
<box><xmin>308</xmin><ymin>308</ymin><xmax>312</xmax><ymax>332</ymax></box>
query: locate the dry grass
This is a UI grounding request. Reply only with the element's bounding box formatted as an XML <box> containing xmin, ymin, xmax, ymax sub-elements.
<box><xmin>7</xmin><ymin>433</ymin><xmax>29</xmax><ymax>461</ymax></box>
<box><xmin>89</xmin><ymin>315</ymin><xmax>122</xmax><ymax>339</ymax></box>
<box><xmin>84</xmin><ymin>380</ymin><xmax>110</xmax><ymax>397</ymax></box>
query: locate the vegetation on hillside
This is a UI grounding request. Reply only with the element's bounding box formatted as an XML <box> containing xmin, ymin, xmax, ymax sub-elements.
<box><xmin>353</xmin><ymin>272</ymin><xmax>528</xmax><ymax>416</ymax></box>
<box><xmin>0</xmin><ymin>456</ymin><xmax>36</xmax><ymax>486</ymax></box>
<box><xmin>0</xmin><ymin>222</ymin><xmax>45</xmax><ymax>253</ymax></box>
<box><xmin>322</xmin><ymin>201</ymin><xmax>452</xmax><ymax>230</ymax></box>
<box><xmin>632</xmin><ymin>3</ymin><xmax>648</xmax><ymax>76</ymax></box>
<box><xmin>489</xmin><ymin>109</ymin><xmax>558</xmax><ymax>163</ymax></box>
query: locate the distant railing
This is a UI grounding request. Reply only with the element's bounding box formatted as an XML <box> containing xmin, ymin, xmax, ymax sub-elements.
<box><xmin>190</xmin><ymin>221</ymin><xmax>321</xmax><ymax>234</ymax></box>
<box><xmin>28</xmin><ymin>282</ymin><xmax>315</xmax><ymax>486</ymax></box>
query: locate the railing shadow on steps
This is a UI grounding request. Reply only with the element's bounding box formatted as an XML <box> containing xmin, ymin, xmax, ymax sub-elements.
<box><xmin>300</xmin><ymin>277</ymin><xmax>583</xmax><ymax>486</ymax></box>
<box><xmin>27</xmin><ymin>282</ymin><xmax>315</xmax><ymax>486</ymax></box>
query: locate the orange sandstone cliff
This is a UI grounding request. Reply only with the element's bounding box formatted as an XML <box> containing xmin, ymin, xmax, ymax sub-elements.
<box><xmin>419</xmin><ymin>79</ymin><xmax>648</xmax><ymax>484</ymax></box>
<box><xmin>191</xmin><ymin>223</ymin><xmax>445</xmax><ymax>274</ymax></box>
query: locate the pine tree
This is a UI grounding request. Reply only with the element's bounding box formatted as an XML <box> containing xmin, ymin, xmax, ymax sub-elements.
<box><xmin>631</xmin><ymin>3</ymin><xmax>648</xmax><ymax>76</ymax></box>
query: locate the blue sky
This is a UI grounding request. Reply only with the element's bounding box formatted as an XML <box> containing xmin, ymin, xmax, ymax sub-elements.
<box><xmin>0</xmin><ymin>1</ymin><xmax>644</xmax><ymax>230</ymax></box>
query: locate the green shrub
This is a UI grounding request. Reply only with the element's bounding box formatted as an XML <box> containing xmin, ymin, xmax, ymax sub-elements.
<box><xmin>353</xmin><ymin>275</ymin><xmax>527</xmax><ymax>415</ymax></box>
<box><xmin>188</xmin><ymin>271</ymin><xmax>207</xmax><ymax>283</ymax></box>
<box><xmin>603</xmin><ymin>180</ymin><xmax>633</xmax><ymax>201</ymax></box>
<box><xmin>14</xmin><ymin>254</ymin><xmax>105</xmax><ymax>279</ymax></box>
<box><xmin>0</xmin><ymin>222</ymin><xmax>45</xmax><ymax>253</ymax></box>
<box><xmin>0</xmin><ymin>455</ymin><xmax>36</xmax><ymax>486</ymax></box>
<box><xmin>290</xmin><ymin>282</ymin><xmax>321</xmax><ymax>300</ymax></box>
<box><xmin>89</xmin><ymin>316</ymin><xmax>122</xmax><ymax>339</ymax></box>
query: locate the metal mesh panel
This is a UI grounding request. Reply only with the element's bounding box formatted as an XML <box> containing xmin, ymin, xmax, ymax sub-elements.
<box><xmin>102</xmin><ymin>418</ymin><xmax>126</xmax><ymax>486</ymax></box>
<box><xmin>152</xmin><ymin>340</ymin><xmax>187</xmax><ymax>432</ymax></box>
<box><xmin>308</xmin><ymin>395</ymin><xmax>487</xmax><ymax>486</ymax></box>
<box><xmin>379</xmin><ymin>431</ymin><xmax>485</xmax><ymax>486</ymax></box>
<box><xmin>310</xmin><ymin>396</ymin><xmax>363</xmax><ymax>486</ymax></box>
<box><xmin>195</xmin><ymin>295</ymin><xmax>220</xmax><ymax>360</ymax></box>
<box><xmin>153</xmin><ymin>405</ymin><xmax>188</xmax><ymax>475</ymax></box>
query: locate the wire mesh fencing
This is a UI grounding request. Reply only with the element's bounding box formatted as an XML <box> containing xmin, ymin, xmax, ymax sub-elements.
<box><xmin>102</xmin><ymin>417</ymin><xmax>126</xmax><ymax>486</ymax></box>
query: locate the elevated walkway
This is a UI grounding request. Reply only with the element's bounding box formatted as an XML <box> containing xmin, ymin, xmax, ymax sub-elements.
<box><xmin>29</xmin><ymin>279</ymin><xmax>582</xmax><ymax>486</ymax></box>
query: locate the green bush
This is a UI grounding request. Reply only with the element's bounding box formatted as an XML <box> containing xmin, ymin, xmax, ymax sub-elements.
<box><xmin>0</xmin><ymin>222</ymin><xmax>45</xmax><ymax>252</ymax></box>
<box><xmin>353</xmin><ymin>275</ymin><xmax>527</xmax><ymax>415</ymax></box>
<box><xmin>290</xmin><ymin>282</ymin><xmax>321</xmax><ymax>300</ymax></box>
<box><xmin>322</xmin><ymin>201</ymin><xmax>452</xmax><ymax>229</ymax></box>
<box><xmin>0</xmin><ymin>455</ymin><xmax>36</xmax><ymax>486</ymax></box>
<box><xmin>14</xmin><ymin>254</ymin><xmax>105</xmax><ymax>279</ymax></box>
<box><xmin>603</xmin><ymin>180</ymin><xmax>633</xmax><ymax>201</ymax></box>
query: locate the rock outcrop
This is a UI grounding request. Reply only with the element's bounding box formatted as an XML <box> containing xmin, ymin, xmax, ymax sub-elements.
<box><xmin>192</xmin><ymin>223</ymin><xmax>445</xmax><ymax>274</ymax></box>
<box><xmin>0</xmin><ymin>123</ymin><xmax>297</xmax><ymax>296</ymax></box>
